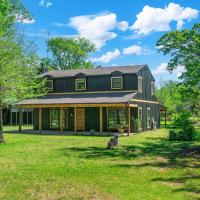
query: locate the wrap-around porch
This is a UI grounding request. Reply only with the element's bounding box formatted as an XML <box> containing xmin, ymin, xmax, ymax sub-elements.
<box><xmin>18</xmin><ymin>103</ymin><xmax>139</xmax><ymax>135</ymax></box>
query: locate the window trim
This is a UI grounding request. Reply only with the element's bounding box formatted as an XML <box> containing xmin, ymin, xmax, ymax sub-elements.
<box><xmin>138</xmin><ymin>77</ymin><xmax>143</xmax><ymax>93</ymax></box>
<box><xmin>75</xmin><ymin>78</ymin><xmax>86</xmax><ymax>91</ymax></box>
<box><xmin>111</xmin><ymin>76</ymin><xmax>123</xmax><ymax>90</ymax></box>
<box><xmin>151</xmin><ymin>81</ymin><xmax>155</xmax><ymax>96</ymax></box>
<box><xmin>138</xmin><ymin>107</ymin><xmax>143</xmax><ymax>130</ymax></box>
<box><xmin>47</xmin><ymin>80</ymin><xmax>53</xmax><ymax>92</ymax></box>
<box><xmin>50</xmin><ymin>108</ymin><xmax>60</xmax><ymax>129</ymax></box>
<box><xmin>147</xmin><ymin>107</ymin><xmax>151</xmax><ymax>128</ymax></box>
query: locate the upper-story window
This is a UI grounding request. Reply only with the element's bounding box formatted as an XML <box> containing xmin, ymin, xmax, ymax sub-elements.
<box><xmin>111</xmin><ymin>77</ymin><xmax>123</xmax><ymax>90</ymax></box>
<box><xmin>75</xmin><ymin>78</ymin><xmax>86</xmax><ymax>91</ymax></box>
<box><xmin>138</xmin><ymin>77</ymin><xmax>143</xmax><ymax>93</ymax></box>
<box><xmin>151</xmin><ymin>82</ymin><xmax>155</xmax><ymax>96</ymax></box>
<box><xmin>46</xmin><ymin>80</ymin><xmax>53</xmax><ymax>92</ymax></box>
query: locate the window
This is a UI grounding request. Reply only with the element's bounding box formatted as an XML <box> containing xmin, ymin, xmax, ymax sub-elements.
<box><xmin>107</xmin><ymin>108</ymin><xmax>127</xmax><ymax>130</ymax></box>
<box><xmin>138</xmin><ymin>107</ymin><xmax>142</xmax><ymax>130</ymax></box>
<box><xmin>111</xmin><ymin>77</ymin><xmax>123</xmax><ymax>89</ymax></box>
<box><xmin>138</xmin><ymin>77</ymin><xmax>143</xmax><ymax>93</ymax></box>
<box><xmin>151</xmin><ymin>82</ymin><xmax>155</xmax><ymax>96</ymax></box>
<box><xmin>46</xmin><ymin>80</ymin><xmax>53</xmax><ymax>92</ymax></box>
<box><xmin>147</xmin><ymin>108</ymin><xmax>151</xmax><ymax>128</ymax></box>
<box><xmin>50</xmin><ymin>108</ymin><xmax>60</xmax><ymax>129</ymax></box>
<box><xmin>75</xmin><ymin>78</ymin><xmax>86</xmax><ymax>91</ymax></box>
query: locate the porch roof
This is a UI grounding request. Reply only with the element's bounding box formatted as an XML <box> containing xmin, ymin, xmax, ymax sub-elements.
<box><xmin>18</xmin><ymin>92</ymin><xmax>137</xmax><ymax>106</ymax></box>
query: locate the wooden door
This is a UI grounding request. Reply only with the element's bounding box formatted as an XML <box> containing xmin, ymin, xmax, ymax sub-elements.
<box><xmin>76</xmin><ymin>108</ymin><xmax>85</xmax><ymax>131</ymax></box>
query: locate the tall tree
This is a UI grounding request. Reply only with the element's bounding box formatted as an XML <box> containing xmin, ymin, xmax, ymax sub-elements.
<box><xmin>47</xmin><ymin>37</ymin><xmax>95</xmax><ymax>70</ymax></box>
<box><xmin>0</xmin><ymin>1</ymin><xmax>46</xmax><ymax>143</ymax></box>
<box><xmin>157</xmin><ymin>23</ymin><xmax>200</xmax><ymax>101</ymax></box>
<box><xmin>156</xmin><ymin>81</ymin><xmax>184</xmax><ymax>114</ymax></box>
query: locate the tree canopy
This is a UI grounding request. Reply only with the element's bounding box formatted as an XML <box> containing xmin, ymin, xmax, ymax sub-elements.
<box><xmin>157</xmin><ymin>23</ymin><xmax>200</xmax><ymax>99</ymax></box>
<box><xmin>0</xmin><ymin>0</ymin><xmax>46</xmax><ymax>143</ymax></box>
<box><xmin>47</xmin><ymin>37</ymin><xmax>95</xmax><ymax>70</ymax></box>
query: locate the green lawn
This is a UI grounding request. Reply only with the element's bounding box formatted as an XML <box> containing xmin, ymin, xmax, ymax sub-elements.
<box><xmin>0</xmin><ymin>128</ymin><xmax>200</xmax><ymax>200</ymax></box>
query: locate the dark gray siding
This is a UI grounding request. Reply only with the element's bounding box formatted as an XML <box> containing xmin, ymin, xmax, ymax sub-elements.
<box><xmin>42</xmin><ymin>108</ymin><xmax>50</xmax><ymax>130</ymax></box>
<box><xmin>68</xmin><ymin>108</ymin><xmax>74</xmax><ymax>131</ymax></box>
<box><xmin>33</xmin><ymin>108</ymin><xmax>39</xmax><ymax>130</ymax></box>
<box><xmin>103</xmin><ymin>108</ymin><xmax>107</xmax><ymax>131</ymax></box>
<box><xmin>136</xmin><ymin>102</ymin><xmax>160</xmax><ymax>131</ymax></box>
<box><xmin>52</xmin><ymin>74</ymin><xmax>137</xmax><ymax>93</ymax></box>
<box><xmin>85</xmin><ymin>107</ymin><xmax>100</xmax><ymax>132</ymax></box>
<box><xmin>136</xmin><ymin>66</ymin><xmax>157</xmax><ymax>101</ymax></box>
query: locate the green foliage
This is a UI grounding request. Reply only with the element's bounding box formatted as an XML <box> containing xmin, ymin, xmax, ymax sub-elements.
<box><xmin>0</xmin><ymin>0</ymin><xmax>46</xmax><ymax>142</ymax></box>
<box><xmin>0</xmin><ymin>0</ymin><xmax>30</xmax><ymax>37</ymax></box>
<box><xmin>47</xmin><ymin>37</ymin><xmax>95</xmax><ymax>70</ymax></box>
<box><xmin>157</xmin><ymin>23</ymin><xmax>200</xmax><ymax>100</ymax></box>
<box><xmin>169</xmin><ymin>110</ymin><xmax>197</xmax><ymax>141</ymax></box>
<box><xmin>156</xmin><ymin>80</ymin><xmax>183</xmax><ymax>114</ymax></box>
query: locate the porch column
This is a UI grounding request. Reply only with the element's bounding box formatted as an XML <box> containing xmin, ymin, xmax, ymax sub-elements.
<box><xmin>60</xmin><ymin>107</ymin><xmax>63</xmax><ymax>132</ymax></box>
<box><xmin>39</xmin><ymin>108</ymin><xmax>42</xmax><ymax>133</ymax></box>
<box><xmin>74</xmin><ymin>107</ymin><xmax>77</xmax><ymax>133</ymax></box>
<box><xmin>127</xmin><ymin>106</ymin><xmax>131</xmax><ymax>136</ymax></box>
<box><xmin>19</xmin><ymin>108</ymin><xmax>23</xmax><ymax>133</ymax></box>
<box><xmin>100</xmin><ymin>107</ymin><xmax>103</xmax><ymax>132</ymax></box>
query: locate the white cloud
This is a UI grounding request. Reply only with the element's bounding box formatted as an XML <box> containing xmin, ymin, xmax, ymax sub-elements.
<box><xmin>131</xmin><ymin>3</ymin><xmax>198</xmax><ymax>35</ymax></box>
<box><xmin>39</xmin><ymin>0</ymin><xmax>45</xmax><ymax>6</ymax></box>
<box><xmin>123</xmin><ymin>45</ymin><xmax>142</xmax><ymax>55</ymax></box>
<box><xmin>46</xmin><ymin>2</ymin><xmax>53</xmax><ymax>8</ymax></box>
<box><xmin>39</xmin><ymin>0</ymin><xmax>53</xmax><ymax>8</ymax></box>
<box><xmin>152</xmin><ymin>63</ymin><xmax>186</xmax><ymax>77</ymax></box>
<box><xmin>117</xmin><ymin>21</ymin><xmax>129</xmax><ymax>31</ymax></box>
<box><xmin>123</xmin><ymin>45</ymin><xmax>153</xmax><ymax>55</ymax></box>
<box><xmin>69</xmin><ymin>13</ymin><xmax>129</xmax><ymax>49</ymax></box>
<box><xmin>52</xmin><ymin>22</ymin><xmax>68</xmax><ymax>27</ymax></box>
<box><xmin>69</xmin><ymin>13</ymin><xmax>117</xmax><ymax>49</ymax></box>
<box><xmin>91</xmin><ymin>49</ymin><xmax>120</xmax><ymax>63</ymax></box>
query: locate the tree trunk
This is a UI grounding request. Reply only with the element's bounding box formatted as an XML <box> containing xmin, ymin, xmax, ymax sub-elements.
<box><xmin>0</xmin><ymin>106</ymin><xmax>4</xmax><ymax>143</ymax></box>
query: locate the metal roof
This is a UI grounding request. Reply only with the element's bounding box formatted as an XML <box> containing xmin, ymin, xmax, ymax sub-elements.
<box><xmin>42</xmin><ymin>65</ymin><xmax>146</xmax><ymax>78</ymax></box>
<box><xmin>19</xmin><ymin>92</ymin><xmax>137</xmax><ymax>105</ymax></box>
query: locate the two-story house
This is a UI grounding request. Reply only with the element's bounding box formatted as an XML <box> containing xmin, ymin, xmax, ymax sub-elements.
<box><xmin>18</xmin><ymin>65</ymin><xmax>160</xmax><ymax>135</ymax></box>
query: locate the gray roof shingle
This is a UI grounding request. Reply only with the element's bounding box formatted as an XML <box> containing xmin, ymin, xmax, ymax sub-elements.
<box><xmin>42</xmin><ymin>65</ymin><xmax>145</xmax><ymax>78</ymax></box>
<box><xmin>19</xmin><ymin>92</ymin><xmax>137</xmax><ymax>105</ymax></box>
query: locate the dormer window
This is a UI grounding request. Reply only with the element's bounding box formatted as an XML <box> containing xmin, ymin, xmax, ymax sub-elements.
<box><xmin>138</xmin><ymin>77</ymin><xmax>142</xmax><ymax>93</ymax></box>
<box><xmin>151</xmin><ymin>81</ymin><xmax>155</xmax><ymax>96</ymax></box>
<box><xmin>111</xmin><ymin>77</ymin><xmax>123</xmax><ymax>90</ymax></box>
<box><xmin>46</xmin><ymin>80</ymin><xmax>53</xmax><ymax>92</ymax></box>
<box><xmin>75</xmin><ymin>78</ymin><xmax>86</xmax><ymax>91</ymax></box>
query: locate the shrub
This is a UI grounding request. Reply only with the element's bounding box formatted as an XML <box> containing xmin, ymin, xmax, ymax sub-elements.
<box><xmin>169</xmin><ymin>130</ymin><xmax>178</xmax><ymax>141</ymax></box>
<box><xmin>169</xmin><ymin>110</ymin><xmax>197</xmax><ymax>141</ymax></box>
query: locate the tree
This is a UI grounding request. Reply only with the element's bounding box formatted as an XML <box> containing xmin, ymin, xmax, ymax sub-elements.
<box><xmin>157</xmin><ymin>23</ymin><xmax>200</xmax><ymax>100</ymax></box>
<box><xmin>47</xmin><ymin>37</ymin><xmax>95</xmax><ymax>70</ymax></box>
<box><xmin>0</xmin><ymin>0</ymin><xmax>30</xmax><ymax>37</ymax></box>
<box><xmin>156</xmin><ymin>80</ymin><xmax>183</xmax><ymax>115</ymax></box>
<box><xmin>0</xmin><ymin>1</ymin><xmax>46</xmax><ymax>143</ymax></box>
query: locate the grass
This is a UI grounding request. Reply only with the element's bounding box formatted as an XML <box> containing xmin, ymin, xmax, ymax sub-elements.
<box><xmin>0</xmin><ymin>127</ymin><xmax>200</xmax><ymax>200</ymax></box>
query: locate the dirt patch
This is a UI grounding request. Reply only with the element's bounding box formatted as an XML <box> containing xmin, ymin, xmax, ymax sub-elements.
<box><xmin>181</xmin><ymin>146</ymin><xmax>200</xmax><ymax>158</ymax></box>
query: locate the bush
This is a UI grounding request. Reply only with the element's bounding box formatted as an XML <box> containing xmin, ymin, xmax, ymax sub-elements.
<box><xmin>169</xmin><ymin>130</ymin><xmax>178</xmax><ymax>141</ymax></box>
<box><xmin>169</xmin><ymin>110</ymin><xmax>197</xmax><ymax>141</ymax></box>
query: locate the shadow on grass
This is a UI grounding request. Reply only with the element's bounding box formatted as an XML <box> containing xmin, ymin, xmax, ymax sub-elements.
<box><xmin>61</xmin><ymin>136</ymin><xmax>200</xmax><ymax>198</ymax></box>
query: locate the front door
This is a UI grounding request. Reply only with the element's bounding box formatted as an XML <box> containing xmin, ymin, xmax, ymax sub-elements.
<box><xmin>76</xmin><ymin>108</ymin><xmax>85</xmax><ymax>131</ymax></box>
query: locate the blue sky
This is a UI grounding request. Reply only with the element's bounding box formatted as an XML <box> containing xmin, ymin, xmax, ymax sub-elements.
<box><xmin>20</xmin><ymin>0</ymin><xmax>199</xmax><ymax>84</ymax></box>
